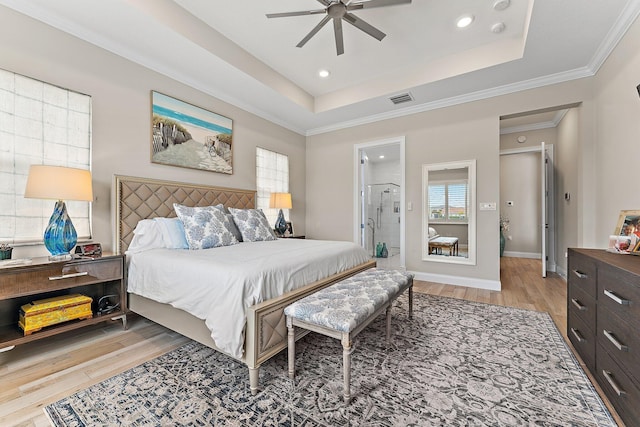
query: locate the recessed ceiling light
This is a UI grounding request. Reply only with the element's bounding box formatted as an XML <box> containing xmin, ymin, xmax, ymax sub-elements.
<box><xmin>456</xmin><ymin>14</ymin><xmax>474</xmax><ymax>28</ymax></box>
<box><xmin>379</xmin><ymin>155</ymin><xmax>385</xmax><ymax>159</ymax></box>
<box><xmin>491</xmin><ymin>22</ymin><xmax>506</xmax><ymax>33</ymax></box>
<box><xmin>318</xmin><ymin>69</ymin><xmax>330</xmax><ymax>78</ymax></box>
<box><xmin>493</xmin><ymin>0</ymin><xmax>510</xmax><ymax>11</ymax></box>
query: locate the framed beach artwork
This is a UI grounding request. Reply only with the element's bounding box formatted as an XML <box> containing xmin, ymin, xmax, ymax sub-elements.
<box><xmin>151</xmin><ymin>91</ymin><xmax>233</xmax><ymax>174</ymax></box>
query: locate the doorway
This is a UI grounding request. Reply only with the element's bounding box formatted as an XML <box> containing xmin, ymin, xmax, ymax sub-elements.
<box><xmin>354</xmin><ymin>137</ymin><xmax>406</xmax><ymax>269</ymax></box>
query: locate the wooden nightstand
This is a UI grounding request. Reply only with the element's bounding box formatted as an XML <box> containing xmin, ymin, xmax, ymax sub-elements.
<box><xmin>0</xmin><ymin>254</ymin><xmax>126</xmax><ymax>352</ymax></box>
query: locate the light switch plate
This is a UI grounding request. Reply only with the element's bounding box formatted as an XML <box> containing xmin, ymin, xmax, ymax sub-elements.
<box><xmin>479</xmin><ymin>202</ymin><xmax>497</xmax><ymax>210</ymax></box>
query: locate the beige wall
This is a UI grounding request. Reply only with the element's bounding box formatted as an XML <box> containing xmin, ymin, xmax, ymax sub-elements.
<box><xmin>0</xmin><ymin>7</ymin><xmax>306</xmax><ymax>258</ymax></box>
<box><xmin>555</xmin><ymin>108</ymin><xmax>580</xmax><ymax>275</ymax></box>
<box><xmin>593</xmin><ymin>15</ymin><xmax>640</xmax><ymax>246</ymax></box>
<box><xmin>307</xmin><ymin>79</ymin><xmax>594</xmax><ymax>286</ymax></box>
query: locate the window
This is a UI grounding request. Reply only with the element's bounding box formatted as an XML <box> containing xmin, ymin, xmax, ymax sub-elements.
<box><xmin>256</xmin><ymin>147</ymin><xmax>289</xmax><ymax>226</ymax></box>
<box><xmin>428</xmin><ymin>180</ymin><xmax>468</xmax><ymax>222</ymax></box>
<box><xmin>0</xmin><ymin>69</ymin><xmax>92</xmax><ymax>245</ymax></box>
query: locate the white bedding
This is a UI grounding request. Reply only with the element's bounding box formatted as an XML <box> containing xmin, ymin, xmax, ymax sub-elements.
<box><xmin>127</xmin><ymin>239</ymin><xmax>370</xmax><ymax>359</ymax></box>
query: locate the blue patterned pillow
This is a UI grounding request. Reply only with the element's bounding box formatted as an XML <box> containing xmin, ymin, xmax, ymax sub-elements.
<box><xmin>174</xmin><ymin>203</ymin><xmax>239</xmax><ymax>249</ymax></box>
<box><xmin>228</xmin><ymin>208</ymin><xmax>278</xmax><ymax>242</ymax></box>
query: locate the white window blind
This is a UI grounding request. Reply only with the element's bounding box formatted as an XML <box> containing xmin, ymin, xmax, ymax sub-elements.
<box><xmin>0</xmin><ymin>69</ymin><xmax>92</xmax><ymax>245</ymax></box>
<box><xmin>428</xmin><ymin>180</ymin><xmax>468</xmax><ymax>222</ymax></box>
<box><xmin>256</xmin><ymin>147</ymin><xmax>289</xmax><ymax>226</ymax></box>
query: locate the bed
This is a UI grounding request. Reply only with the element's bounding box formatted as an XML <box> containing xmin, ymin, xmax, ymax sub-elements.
<box><xmin>114</xmin><ymin>175</ymin><xmax>376</xmax><ymax>394</ymax></box>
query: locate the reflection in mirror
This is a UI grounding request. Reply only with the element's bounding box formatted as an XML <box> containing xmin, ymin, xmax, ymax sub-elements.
<box><xmin>422</xmin><ymin>160</ymin><xmax>476</xmax><ymax>265</ymax></box>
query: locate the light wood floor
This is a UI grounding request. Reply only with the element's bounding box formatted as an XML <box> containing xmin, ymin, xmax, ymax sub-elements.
<box><xmin>0</xmin><ymin>258</ymin><xmax>622</xmax><ymax>426</ymax></box>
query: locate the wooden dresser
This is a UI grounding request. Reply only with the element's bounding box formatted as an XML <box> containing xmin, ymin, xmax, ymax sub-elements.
<box><xmin>567</xmin><ymin>248</ymin><xmax>640</xmax><ymax>425</ymax></box>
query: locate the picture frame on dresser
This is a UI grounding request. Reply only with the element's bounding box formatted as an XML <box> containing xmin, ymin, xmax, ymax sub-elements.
<box><xmin>614</xmin><ymin>209</ymin><xmax>640</xmax><ymax>236</ymax></box>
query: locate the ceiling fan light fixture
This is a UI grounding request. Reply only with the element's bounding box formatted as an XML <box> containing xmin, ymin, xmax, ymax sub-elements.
<box><xmin>318</xmin><ymin>69</ymin><xmax>331</xmax><ymax>78</ymax></box>
<box><xmin>456</xmin><ymin>14</ymin><xmax>474</xmax><ymax>28</ymax></box>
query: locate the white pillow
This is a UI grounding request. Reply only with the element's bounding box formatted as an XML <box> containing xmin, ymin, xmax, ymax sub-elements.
<box><xmin>428</xmin><ymin>227</ymin><xmax>438</xmax><ymax>238</ymax></box>
<box><xmin>155</xmin><ymin>217</ymin><xmax>189</xmax><ymax>249</ymax></box>
<box><xmin>126</xmin><ymin>217</ymin><xmax>190</xmax><ymax>254</ymax></box>
<box><xmin>126</xmin><ymin>220</ymin><xmax>166</xmax><ymax>254</ymax></box>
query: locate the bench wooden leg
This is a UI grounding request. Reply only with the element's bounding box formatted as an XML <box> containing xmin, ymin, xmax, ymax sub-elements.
<box><xmin>249</xmin><ymin>367</ymin><xmax>260</xmax><ymax>395</ymax></box>
<box><xmin>409</xmin><ymin>284</ymin><xmax>414</xmax><ymax>319</ymax></box>
<box><xmin>342</xmin><ymin>334</ymin><xmax>353</xmax><ymax>403</ymax></box>
<box><xmin>385</xmin><ymin>305</ymin><xmax>392</xmax><ymax>342</ymax></box>
<box><xmin>287</xmin><ymin>318</ymin><xmax>295</xmax><ymax>380</ymax></box>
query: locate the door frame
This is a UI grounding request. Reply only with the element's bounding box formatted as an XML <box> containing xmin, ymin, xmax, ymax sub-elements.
<box><xmin>353</xmin><ymin>136</ymin><xmax>406</xmax><ymax>267</ymax></box>
<box><xmin>500</xmin><ymin>144</ymin><xmax>556</xmax><ymax>274</ymax></box>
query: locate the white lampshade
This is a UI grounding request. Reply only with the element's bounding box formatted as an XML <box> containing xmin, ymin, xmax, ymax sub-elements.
<box><xmin>269</xmin><ymin>192</ymin><xmax>292</xmax><ymax>210</ymax></box>
<box><xmin>24</xmin><ymin>165</ymin><xmax>93</xmax><ymax>202</ymax></box>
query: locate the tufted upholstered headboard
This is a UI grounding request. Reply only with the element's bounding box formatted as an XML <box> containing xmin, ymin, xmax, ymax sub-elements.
<box><xmin>114</xmin><ymin>175</ymin><xmax>255</xmax><ymax>254</ymax></box>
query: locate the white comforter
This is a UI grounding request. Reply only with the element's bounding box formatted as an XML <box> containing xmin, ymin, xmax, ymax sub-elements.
<box><xmin>127</xmin><ymin>239</ymin><xmax>370</xmax><ymax>359</ymax></box>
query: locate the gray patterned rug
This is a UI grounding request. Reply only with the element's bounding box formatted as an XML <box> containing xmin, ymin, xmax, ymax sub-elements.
<box><xmin>44</xmin><ymin>294</ymin><xmax>615</xmax><ymax>426</ymax></box>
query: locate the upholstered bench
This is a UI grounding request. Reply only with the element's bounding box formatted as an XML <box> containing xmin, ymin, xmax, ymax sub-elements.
<box><xmin>284</xmin><ymin>268</ymin><xmax>414</xmax><ymax>403</ymax></box>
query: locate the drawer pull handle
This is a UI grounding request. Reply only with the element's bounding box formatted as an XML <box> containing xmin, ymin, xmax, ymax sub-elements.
<box><xmin>603</xmin><ymin>330</ymin><xmax>629</xmax><ymax>352</ymax></box>
<box><xmin>603</xmin><ymin>289</ymin><xmax>630</xmax><ymax>305</ymax></box>
<box><xmin>602</xmin><ymin>370</ymin><xmax>627</xmax><ymax>397</ymax></box>
<box><xmin>572</xmin><ymin>270</ymin><xmax>588</xmax><ymax>279</ymax></box>
<box><xmin>571</xmin><ymin>299</ymin><xmax>587</xmax><ymax>311</ymax></box>
<box><xmin>49</xmin><ymin>271</ymin><xmax>88</xmax><ymax>281</ymax></box>
<box><xmin>570</xmin><ymin>328</ymin><xmax>584</xmax><ymax>343</ymax></box>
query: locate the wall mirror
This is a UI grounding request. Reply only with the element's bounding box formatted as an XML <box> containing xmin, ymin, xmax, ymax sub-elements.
<box><xmin>422</xmin><ymin>160</ymin><xmax>476</xmax><ymax>265</ymax></box>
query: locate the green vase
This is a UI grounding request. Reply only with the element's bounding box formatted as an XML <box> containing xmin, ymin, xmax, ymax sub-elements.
<box><xmin>500</xmin><ymin>229</ymin><xmax>505</xmax><ymax>257</ymax></box>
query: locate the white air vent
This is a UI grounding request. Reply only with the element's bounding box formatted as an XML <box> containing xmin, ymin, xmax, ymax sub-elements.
<box><xmin>389</xmin><ymin>93</ymin><xmax>413</xmax><ymax>105</ymax></box>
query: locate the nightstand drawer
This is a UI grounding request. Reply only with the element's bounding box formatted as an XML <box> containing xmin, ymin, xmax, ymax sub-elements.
<box><xmin>0</xmin><ymin>256</ymin><xmax>123</xmax><ymax>300</ymax></box>
<box><xmin>567</xmin><ymin>250</ymin><xmax>597</xmax><ymax>298</ymax></box>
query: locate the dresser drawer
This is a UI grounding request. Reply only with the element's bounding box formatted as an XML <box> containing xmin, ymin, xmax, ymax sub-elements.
<box><xmin>567</xmin><ymin>309</ymin><xmax>595</xmax><ymax>372</ymax></box>
<box><xmin>567</xmin><ymin>250</ymin><xmax>597</xmax><ymax>298</ymax></box>
<box><xmin>599</xmin><ymin>309</ymin><xmax>640</xmax><ymax>385</ymax></box>
<box><xmin>596</xmin><ymin>343</ymin><xmax>640</xmax><ymax>424</ymax></box>
<box><xmin>567</xmin><ymin>283</ymin><xmax>596</xmax><ymax>333</ymax></box>
<box><xmin>598</xmin><ymin>267</ymin><xmax>640</xmax><ymax>330</ymax></box>
<box><xmin>0</xmin><ymin>257</ymin><xmax>123</xmax><ymax>300</ymax></box>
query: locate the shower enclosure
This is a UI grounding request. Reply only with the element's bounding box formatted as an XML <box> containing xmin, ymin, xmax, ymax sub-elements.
<box><xmin>365</xmin><ymin>183</ymin><xmax>400</xmax><ymax>258</ymax></box>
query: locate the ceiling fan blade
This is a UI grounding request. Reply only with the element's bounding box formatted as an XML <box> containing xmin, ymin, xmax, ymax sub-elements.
<box><xmin>342</xmin><ymin>12</ymin><xmax>386</xmax><ymax>41</ymax></box>
<box><xmin>347</xmin><ymin>0</ymin><xmax>411</xmax><ymax>11</ymax></box>
<box><xmin>333</xmin><ymin>18</ymin><xmax>345</xmax><ymax>55</ymax></box>
<box><xmin>316</xmin><ymin>0</ymin><xmax>331</xmax><ymax>5</ymax></box>
<box><xmin>297</xmin><ymin>15</ymin><xmax>332</xmax><ymax>48</ymax></box>
<box><xmin>266</xmin><ymin>9</ymin><xmax>326</xmax><ymax>18</ymax></box>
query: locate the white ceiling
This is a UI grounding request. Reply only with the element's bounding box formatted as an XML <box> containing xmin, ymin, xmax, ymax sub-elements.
<box><xmin>2</xmin><ymin>0</ymin><xmax>639</xmax><ymax>135</ymax></box>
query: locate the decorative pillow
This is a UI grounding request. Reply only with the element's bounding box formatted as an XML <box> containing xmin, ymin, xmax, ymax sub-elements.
<box><xmin>155</xmin><ymin>217</ymin><xmax>189</xmax><ymax>249</ymax></box>
<box><xmin>209</xmin><ymin>204</ymin><xmax>244</xmax><ymax>243</ymax></box>
<box><xmin>228</xmin><ymin>208</ymin><xmax>278</xmax><ymax>242</ymax></box>
<box><xmin>174</xmin><ymin>203</ymin><xmax>240</xmax><ymax>249</ymax></box>
<box><xmin>428</xmin><ymin>227</ymin><xmax>438</xmax><ymax>238</ymax></box>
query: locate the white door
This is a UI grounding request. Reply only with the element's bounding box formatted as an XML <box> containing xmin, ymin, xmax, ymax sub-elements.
<box><xmin>540</xmin><ymin>142</ymin><xmax>547</xmax><ymax>278</ymax></box>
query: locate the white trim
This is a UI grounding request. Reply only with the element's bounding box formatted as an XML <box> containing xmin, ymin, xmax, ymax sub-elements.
<box><xmin>503</xmin><ymin>251</ymin><xmax>541</xmax><ymax>259</ymax></box>
<box><xmin>411</xmin><ymin>271</ymin><xmax>501</xmax><ymax>291</ymax></box>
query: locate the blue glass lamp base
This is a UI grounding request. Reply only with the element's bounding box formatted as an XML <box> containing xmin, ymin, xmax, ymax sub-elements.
<box><xmin>44</xmin><ymin>200</ymin><xmax>78</xmax><ymax>259</ymax></box>
<box><xmin>275</xmin><ymin>209</ymin><xmax>287</xmax><ymax>236</ymax></box>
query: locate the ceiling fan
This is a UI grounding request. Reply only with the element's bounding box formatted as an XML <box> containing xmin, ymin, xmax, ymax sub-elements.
<box><xmin>266</xmin><ymin>0</ymin><xmax>412</xmax><ymax>56</ymax></box>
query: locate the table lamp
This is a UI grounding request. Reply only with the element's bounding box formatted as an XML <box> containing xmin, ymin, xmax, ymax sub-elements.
<box><xmin>269</xmin><ymin>192</ymin><xmax>292</xmax><ymax>236</ymax></box>
<box><xmin>24</xmin><ymin>165</ymin><xmax>93</xmax><ymax>260</ymax></box>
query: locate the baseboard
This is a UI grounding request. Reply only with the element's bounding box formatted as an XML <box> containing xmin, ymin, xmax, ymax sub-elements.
<box><xmin>503</xmin><ymin>251</ymin><xmax>541</xmax><ymax>259</ymax></box>
<box><xmin>410</xmin><ymin>271</ymin><xmax>501</xmax><ymax>291</ymax></box>
<box><xmin>556</xmin><ymin>265</ymin><xmax>567</xmax><ymax>280</ymax></box>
